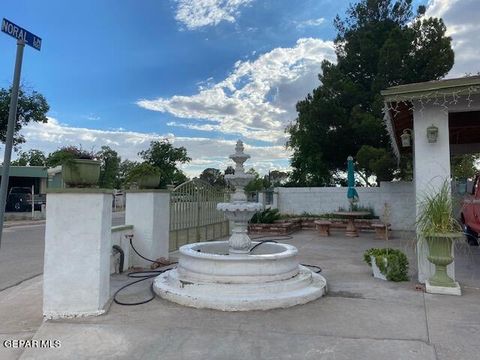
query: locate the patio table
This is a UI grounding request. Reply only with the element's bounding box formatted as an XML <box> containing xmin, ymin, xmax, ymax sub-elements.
<box><xmin>332</xmin><ymin>211</ymin><xmax>370</xmax><ymax>237</ymax></box>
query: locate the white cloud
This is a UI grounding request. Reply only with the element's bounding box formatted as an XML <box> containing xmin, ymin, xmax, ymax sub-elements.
<box><xmin>7</xmin><ymin>118</ymin><xmax>290</xmax><ymax>177</ymax></box>
<box><xmin>137</xmin><ymin>38</ymin><xmax>336</xmax><ymax>144</ymax></box>
<box><xmin>295</xmin><ymin>17</ymin><xmax>325</xmax><ymax>29</ymax></box>
<box><xmin>174</xmin><ymin>0</ymin><xmax>253</xmax><ymax>30</ymax></box>
<box><xmin>425</xmin><ymin>0</ymin><xmax>480</xmax><ymax>77</ymax></box>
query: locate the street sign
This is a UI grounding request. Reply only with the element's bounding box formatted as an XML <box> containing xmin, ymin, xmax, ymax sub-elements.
<box><xmin>0</xmin><ymin>18</ymin><xmax>42</xmax><ymax>248</ymax></box>
<box><xmin>1</xmin><ymin>18</ymin><xmax>41</xmax><ymax>51</ymax></box>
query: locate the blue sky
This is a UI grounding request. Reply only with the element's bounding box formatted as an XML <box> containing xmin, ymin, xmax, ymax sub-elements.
<box><xmin>0</xmin><ymin>0</ymin><xmax>478</xmax><ymax>175</ymax></box>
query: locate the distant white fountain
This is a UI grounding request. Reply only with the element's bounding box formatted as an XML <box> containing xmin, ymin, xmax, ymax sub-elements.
<box><xmin>154</xmin><ymin>140</ymin><xmax>327</xmax><ymax>311</ymax></box>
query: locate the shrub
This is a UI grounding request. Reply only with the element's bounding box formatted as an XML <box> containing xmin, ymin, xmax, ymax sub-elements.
<box><xmin>363</xmin><ymin>248</ymin><xmax>409</xmax><ymax>282</ymax></box>
<box><xmin>250</xmin><ymin>208</ymin><xmax>281</xmax><ymax>224</ymax></box>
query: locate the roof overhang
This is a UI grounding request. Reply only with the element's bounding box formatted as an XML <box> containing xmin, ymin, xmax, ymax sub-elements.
<box><xmin>381</xmin><ymin>75</ymin><xmax>480</xmax><ymax>102</ymax></box>
<box><xmin>382</xmin><ymin>76</ymin><xmax>480</xmax><ymax>160</ymax></box>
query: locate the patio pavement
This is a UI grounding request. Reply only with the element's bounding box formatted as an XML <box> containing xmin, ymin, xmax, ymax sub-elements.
<box><xmin>3</xmin><ymin>229</ymin><xmax>480</xmax><ymax>360</ymax></box>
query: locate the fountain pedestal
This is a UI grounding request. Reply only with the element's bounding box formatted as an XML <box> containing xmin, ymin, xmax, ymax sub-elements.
<box><xmin>154</xmin><ymin>140</ymin><xmax>327</xmax><ymax>311</ymax></box>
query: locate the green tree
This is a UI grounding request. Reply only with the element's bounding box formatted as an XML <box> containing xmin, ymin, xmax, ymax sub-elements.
<box><xmin>451</xmin><ymin>154</ymin><xmax>479</xmax><ymax>180</ymax></box>
<box><xmin>139</xmin><ymin>140</ymin><xmax>191</xmax><ymax>187</ymax></box>
<box><xmin>287</xmin><ymin>0</ymin><xmax>454</xmax><ymax>185</ymax></box>
<box><xmin>245</xmin><ymin>168</ymin><xmax>268</xmax><ymax>192</ymax></box>
<box><xmin>118</xmin><ymin>160</ymin><xmax>139</xmax><ymax>188</ymax></box>
<box><xmin>356</xmin><ymin>145</ymin><xmax>397</xmax><ymax>185</ymax></box>
<box><xmin>224</xmin><ymin>166</ymin><xmax>235</xmax><ymax>175</ymax></box>
<box><xmin>199</xmin><ymin>168</ymin><xmax>226</xmax><ymax>187</ymax></box>
<box><xmin>96</xmin><ymin>146</ymin><xmax>121</xmax><ymax>189</ymax></box>
<box><xmin>11</xmin><ymin>149</ymin><xmax>46</xmax><ymax>166</ymax></box>
<box><xmin>268</xmin><ymin>170</ymin><xmax>289</xmax><ymax>187</ymax></box>
<box><xmin>0</xmin><ymin>88</ymin><xmax>49</xmax><ymax>145</ymax></box>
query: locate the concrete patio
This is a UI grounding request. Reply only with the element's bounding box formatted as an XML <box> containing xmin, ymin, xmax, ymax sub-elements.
<box><xmin>3</xmin><ymin>229</ymin><xmax>480</xmax><ymax>360</ymax></box>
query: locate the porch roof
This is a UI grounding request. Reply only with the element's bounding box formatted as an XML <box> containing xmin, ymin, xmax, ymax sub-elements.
<box><xmin>381</xmin><ymin>75</ymin><xmax>480</xmax><ymax>101</ymax></box>
<box><xmin>381</xmin><ymin>76</ymin><xmax>480</xmax><ymax>159</ymax></box>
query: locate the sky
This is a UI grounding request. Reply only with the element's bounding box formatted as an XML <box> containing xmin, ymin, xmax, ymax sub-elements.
<box><xmin>0</xmin><ymin>0</ymin><xmax>479</xmax><ymax>176</ymax></box>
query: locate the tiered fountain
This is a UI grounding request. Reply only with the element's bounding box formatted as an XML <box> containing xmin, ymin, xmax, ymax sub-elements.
<box><xmin>154</xmin><ymin>140</ymin><xmax>327</xmax><ymax>311</ymax></box>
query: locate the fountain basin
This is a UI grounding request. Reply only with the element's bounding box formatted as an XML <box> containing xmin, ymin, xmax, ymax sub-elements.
<box><xmin>176</xmin><ymin>241</ymin><xmax>299</xmax><ymax>283</ymax></box>
<box><xmin>154</xmin><ymin>240</ymin><xmax>327</xmax><ymax>311</ymax></box>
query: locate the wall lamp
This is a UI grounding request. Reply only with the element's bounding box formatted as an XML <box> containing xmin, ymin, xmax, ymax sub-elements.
<box><xmin>426</xmin><ymin>124</ymin><xmax>439</xmax><ymax>143</ymax></box>
<box><xmin>400</xmin><ymin>129</ymin><xmax>413</xmax><ymax>147</ymax></box>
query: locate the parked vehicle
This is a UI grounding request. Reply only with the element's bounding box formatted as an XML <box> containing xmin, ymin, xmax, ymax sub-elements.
<box><xmin>460</xmin><ymin>175</ymin><xmax>480</xmax><ymax>245</ymax></box>
<box><xmin>6</xmin><ymin>187</ymin><xmax>46</xmax><ymax>212</ymax></box>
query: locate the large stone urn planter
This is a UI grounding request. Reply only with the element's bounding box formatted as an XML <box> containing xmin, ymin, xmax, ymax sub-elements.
<box><xmin>136</xmin><ymin>174</ymin><xmax>161</xmax><ymax>189</ymax></box>
<box><xmin>426</xmin><ymin>233</ymin><xmax>462</xmax><ymax>288</ymax></box>
<box><xmin>63</xmin><ymin>159</ymin><xmax>101</xmax><ymax>188</ymax></box>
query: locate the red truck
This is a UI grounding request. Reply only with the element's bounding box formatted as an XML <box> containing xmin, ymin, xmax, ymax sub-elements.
<box><xmin>461</xmin><ymin>175</ymin><xmax>480</xmax><ymax>245</ymax></box>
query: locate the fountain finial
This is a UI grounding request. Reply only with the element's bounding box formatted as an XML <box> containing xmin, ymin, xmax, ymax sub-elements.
<box><xmin>229</xmin><ymin>139</ymin><xmax>250</xmax><ymax>175</ymax></box>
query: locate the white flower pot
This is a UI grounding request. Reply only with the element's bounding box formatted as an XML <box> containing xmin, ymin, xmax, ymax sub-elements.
<box><xmin>371</xmin><ymin>255</ymin><xmax>387</xmax><ymax>280</ymax></box>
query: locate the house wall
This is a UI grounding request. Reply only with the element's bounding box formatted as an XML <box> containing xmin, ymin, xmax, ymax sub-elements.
<box><xmin>273</xmin><ymin>181</ymin><xmax>415</xmax><ymax>230</ymax></box>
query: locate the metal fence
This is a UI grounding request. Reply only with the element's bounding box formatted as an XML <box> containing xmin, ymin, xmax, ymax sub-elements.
<box><xmin>169</xmin><ymin>179</ymin><xmax>229</xmax><ymax>251</ymax></box>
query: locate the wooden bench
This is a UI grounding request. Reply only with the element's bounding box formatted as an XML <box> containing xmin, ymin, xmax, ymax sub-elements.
<box><xmin>314</xmin><ymin>220</ymin><xmax>332</xmax><ymax>237</ymax></box>
<box><xmin>372</xmin><ymin>223</ymin><xmax>391</xmax><ymax>239</ymax></box>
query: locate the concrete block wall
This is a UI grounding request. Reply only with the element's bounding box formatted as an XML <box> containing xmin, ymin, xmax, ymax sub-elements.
<box><xmin>273</xmin><ymin>181</ymin><xmax>415</xmax><ymax>231</ymax></box>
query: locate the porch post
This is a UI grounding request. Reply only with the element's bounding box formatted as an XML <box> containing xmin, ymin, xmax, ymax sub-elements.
<box><xmin>413</xmin><ymin>103</ymin><xmax>455</xmax><ymax>283</ymax></box>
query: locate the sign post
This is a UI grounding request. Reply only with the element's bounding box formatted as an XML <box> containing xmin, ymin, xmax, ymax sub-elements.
<box><xmin>0</xmin><ymin>19</ymin><xmax>41</xmax><ymax>248</ymax></box>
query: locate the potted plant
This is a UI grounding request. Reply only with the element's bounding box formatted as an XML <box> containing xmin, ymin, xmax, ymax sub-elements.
<box><xmin>59</xmin><ymin>146</ymin><xmax>101</xmax><ymax>188</ymax></box>
<box><xmin>126</xmin><ymin>163</ymin><xmax>161</xmax><ymax>189</ymax></box>
<box><xmin>417</xmin><ymin>181</ymin><xmax>463</xmax><ymax>289</ymax></box>
<box><xmin>363</xmin><ymin>248</ymin><xmax>409</xmax><ymax>281</ymax></box>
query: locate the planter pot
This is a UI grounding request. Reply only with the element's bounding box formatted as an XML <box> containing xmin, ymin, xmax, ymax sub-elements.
<box><xmin>137</xmin><ymin>174</ymin><xmax>161</xmax><ymax>189</ymax></box>
<box><xmin>370</xmin><ymin>255</ymin><xmax>387</xmax><ymax>280</ymax></box>
<box><xmin>425</xmin><ymin>233</ymin><xmax>462</xmax><ymax>287</ymax></box>
<box><xmin>63</xmin><ymin>159</ymin><xmax>101</xmax><ymax>188</ymax></box>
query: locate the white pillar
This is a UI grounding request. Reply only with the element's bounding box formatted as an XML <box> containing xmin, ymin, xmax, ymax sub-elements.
<box><xmin>413</xmin><ymin>103</ymin><xmax>454</xmax><ymax>283</ymax></box>
<box><xmin>257</xmin><ymin>191</ymin><xmax>265</xmax><ymax>207</ymax></box>
<box><xmin>272</xmin><ymin>188</ymin><xmax>279</xmax><ymax>210</ymax></box>
<box><xmin>43</xmin><ymin>189</ymin><xmax>112</xmax><ymax>319</ymax></box>
<box><xmin>125</xmin><ymin>190</ymin><xmax>170</xmax><ymax>268</ymax></box>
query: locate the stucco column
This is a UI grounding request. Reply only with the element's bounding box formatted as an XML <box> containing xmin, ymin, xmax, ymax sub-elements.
<box><xmin>125</xmin><ymin>190</ymin><xmax>170</xmax><ymax>268</ymax></box>
<box><xmin>272</xmin><ymin>188</ymin><xmax>279</xmax><ymax>210</ymax></box>
<box><xmin>413</xmin><ymin>103</ymin><xmax>454</xmax><ymax>283</ymax></box>
<box><xmin>43</xmin><ymin>189</ymin><xmax>112</xmax><ymax>319</ymax></box>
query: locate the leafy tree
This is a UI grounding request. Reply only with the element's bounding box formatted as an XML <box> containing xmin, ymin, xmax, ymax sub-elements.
<box><xmin>11</xmin><ymin>149</ymin><xmax>46</xmax><ymax>166</ymax></box>
<box><xmin>268</xmin><ymin>170</ymin><xmax>289</xmax><ymax>187</ymax></box>
<box><xmin>0</xmin><ymin>88</ymin><xmax>49</xmax><ymax>145</ymax></box>
<box><xmin>224</xmin><ymin>166</ymin><xmax>235</xmax><ymax>175</ymax></box>
<box><xmin>287</xmin><ymin>0</ymin><xmax>454</xmax><ymax>185</ymax></box>
<box><xmin>199</xmin><ymin>168</ymin><xmax>226</xmax><ymax>187</ymax></box>
<box><xmin>245</xmin><ymin>168</ymin><xmax>268</xmax><ymax>192</ymax></box>
<box><xmin>118</xmin><ymin>160</ymin><xmax>139</xmax><ymax>188</ymax></box>
<box><xmin>356</xmin><ymin>145</ymin><xmax>397</xmax><ymax>185</ymax></box>
<box><xmin>451</xmin><ymin>154</ymin><xmax>479</xmax><ymax>180</ymax></box>
<box><xmin>96</xmin><ymin>146</ymin><xmax>121</xmax><ymax>188</ymax></box>
<box><xmin>139</xmin><ymin>140</ymin><xmax>191</xmax><ymax>187</ymax></box>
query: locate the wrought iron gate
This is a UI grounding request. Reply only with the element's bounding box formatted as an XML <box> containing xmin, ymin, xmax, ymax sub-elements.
<box><xmin>169</xmin><ymin>179</ymin><xmax>229</xmax><ymax>251</ymax></box>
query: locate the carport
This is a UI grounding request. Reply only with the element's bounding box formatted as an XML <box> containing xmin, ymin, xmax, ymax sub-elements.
<box><xmin>382</xmin><ymin>75</ymin><xmax>480</xmax><ymax>283</ymax></box>
<box><xmin>0</xmin><ymin>166</ymin><xmax>48</xmax><ymax>195</ymax></box>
